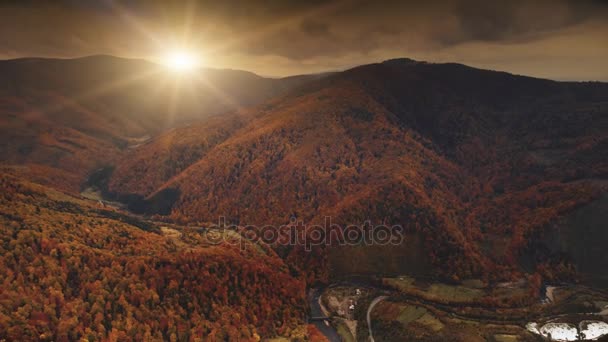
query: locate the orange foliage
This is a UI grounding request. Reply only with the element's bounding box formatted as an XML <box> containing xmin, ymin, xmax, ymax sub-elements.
<box><xmin>0</xmin><ymin>174</ymin><xmax>306</xmax><ymax>341</ymax></box>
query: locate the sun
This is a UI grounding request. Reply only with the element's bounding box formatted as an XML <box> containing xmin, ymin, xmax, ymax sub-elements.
<box><xmin>163</xmin><ymin>50</ymin><xmax>199</xmax><ymax>72</ymax></box>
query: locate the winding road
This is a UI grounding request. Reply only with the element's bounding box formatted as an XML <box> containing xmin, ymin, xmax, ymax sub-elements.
<box><xmin>367</xmin><ymin>296</ymin><xmax>388</xmax><ymax>342</ymax></box>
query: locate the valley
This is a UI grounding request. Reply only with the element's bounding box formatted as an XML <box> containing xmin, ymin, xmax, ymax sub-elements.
<box><xmin>317</xmin><ymin>278</ymin><xmax>608</xmax><ymax>341</ymax></box>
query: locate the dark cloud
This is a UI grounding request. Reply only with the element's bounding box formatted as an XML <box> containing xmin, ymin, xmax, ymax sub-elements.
<box><xmin>446</xmin><ymin>0</ymin><xmax>599</xmax><ymax>43</ymax></box>
<box><xmin>0</xmin><ymin>0</ymin><xmax>606</xmax><ymax>79</ymax></box>
<box><xmin>300</xmin><ymin>20</ymin><xmax>331</xmax><ymax>37</ymax></box>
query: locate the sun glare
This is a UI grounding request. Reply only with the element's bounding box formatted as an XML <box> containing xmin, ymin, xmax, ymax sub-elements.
<box><xmin>163</xmin><ymin>51</ymin><xmax>199</xmax><ymax>72</ymax></box>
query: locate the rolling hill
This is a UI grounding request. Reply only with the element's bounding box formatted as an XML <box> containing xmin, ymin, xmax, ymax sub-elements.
<box><xmin>0</xmin><ymin>172</ymin><xmax>309</xmax><ymax>341</ymax></box>
<box><xmin>106</xmin><ymin>58</ymin><xmax>608</xmax><ymax>282</ymax></box>
<box><xmin>0</xmin><ymin>55</ymin><xmax>319</xmax><ymax>192</ymax></box>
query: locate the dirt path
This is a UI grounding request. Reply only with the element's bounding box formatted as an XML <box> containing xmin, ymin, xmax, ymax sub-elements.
<box><xmin>367</xmin><ymin>296</ymin><xmax>388</xmax><ymax>342</ymax></box>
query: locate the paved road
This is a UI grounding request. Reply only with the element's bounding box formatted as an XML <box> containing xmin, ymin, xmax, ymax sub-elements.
<box><xmin>367</xmin><ymin>296</ymin><xmax>388</xmax><ymax>342</ymax></box>
<box><xmin>309</xmin><ymin>289</ymin><xmax>341</xmax><ymax>342</ymax></box>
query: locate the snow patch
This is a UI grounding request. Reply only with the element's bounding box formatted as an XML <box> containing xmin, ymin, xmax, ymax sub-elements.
<box><xmin>539</xmin><ymin>323</ymin><xmax>578</xmax><ymax>341</ymax></box>
<box><xmin>527</xmin><ymin>320</ymin><xmax>608</xmax><ymax>341</ymax></box>
<box><xmin>580</xmin><ymin>321</ymin><xmax>608</xmax><ymax>340</ymax></box>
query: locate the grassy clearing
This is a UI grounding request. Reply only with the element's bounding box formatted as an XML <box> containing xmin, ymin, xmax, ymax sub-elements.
<box><xmin>383</xmin><ymin>277</ymin><xmax>485</xmax><ymax>304</ymax></box>
<box><xmin>333</xmin><ymin>319</ymin><xmax>356</xmax><ymax>342</ymax></box>
<box><xmin>426</xmin><ymin>283</ymin><xmax>484</xmax><ymax>302</ymax></box>
<box><xmin>492</xmin><ymin>334</ymin><xmax>519</xmax><ymax>342</ymax></box>
<box><xmin>383</xmin><ymin>276</ymin><xmax>416</xmax><ymax>292</ymax></box>
<box><xmin>416</xmin><ymin>313</ymin><xmax>444</xmax><ymax>332</ymax></box>
<box><xmin>396</xmin><ymin>305</ymin><xmax>427</xmax><ymax>324</ymax></box>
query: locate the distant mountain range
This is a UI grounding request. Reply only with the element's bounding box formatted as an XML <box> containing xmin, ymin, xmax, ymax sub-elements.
<box><xmin>0</xmin><ymin>55</ymin><xmax>323</xmax><ymax>192</ymax></box>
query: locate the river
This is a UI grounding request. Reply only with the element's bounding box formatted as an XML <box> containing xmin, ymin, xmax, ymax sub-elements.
<box><xmin>309</xmin><ymin>288</ymin><xmax>341</xmax><ymax>342</ymax></box>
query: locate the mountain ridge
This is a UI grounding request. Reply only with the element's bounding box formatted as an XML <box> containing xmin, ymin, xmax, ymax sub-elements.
<box><xmin>0</xmin><ymin>55</ymin><xmax>323</xmax><ymax>192</ymax></box>
<box><xmin>1</xmin><ymin>55</ymin><xmax>606</xmax><ymax>283</ymax></box>
<box><xmin>101</xmin><ymin>58</ymin><xmax>608</xmax><ymax>282</ymax></box>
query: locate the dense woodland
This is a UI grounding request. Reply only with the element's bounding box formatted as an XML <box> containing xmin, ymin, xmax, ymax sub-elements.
<box><xmin>0</xmin><ymin>175</ymin><xmax>312</xmax><ymax>341</ymax></box>
<box><xmin>109</xmin><ymin>60</ymin><xmax>607</xmax><ymax>283</ymax></box>
<box><xmin>0</xmin><ymin>57</ymin><xmax>607</xmax><ymax>340</ymax></box>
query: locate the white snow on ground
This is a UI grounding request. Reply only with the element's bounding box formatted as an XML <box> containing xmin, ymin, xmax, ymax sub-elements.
<box><xmin>527</xmin><ymin>320</ymin><xmax>608</xmax><ymax>341</ymax></box>
<box><xmin>580</xmin><ymin>321</ymin><xmax>608</xmax><ymax>340</ymax></box>
<box><xmin>539</xmin><ymin>323</ymin><xmax>578</xmax><ymax>341</ymax></box>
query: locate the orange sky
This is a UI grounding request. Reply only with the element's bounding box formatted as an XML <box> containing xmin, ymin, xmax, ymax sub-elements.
<box><xmin>0</xmin><ymin>0</ymin><xmax>607</xmax><ymax>80</ymax></box>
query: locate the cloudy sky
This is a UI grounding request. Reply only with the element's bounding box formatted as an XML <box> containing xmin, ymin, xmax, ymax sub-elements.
<box><xmin>1</xmin><ymin>0</ymin><xmax>607</xmax><ymax>80</ymax></box>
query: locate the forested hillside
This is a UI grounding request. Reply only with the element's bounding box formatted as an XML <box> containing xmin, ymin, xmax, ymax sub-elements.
<box><xmin>1</xmin><ymin>57</ymin><xmax>607</xmax><ymax>341</ymax></box>
<box><xmin>0</xmin><ymin>56</ymin><xmax>316</xmax><ymax>192</ymax></box>
<box><xmin>107</xmin><ymin>59</ymin><xmax>608</xmax><ymax>282</ymax></box>
<box><xmin>0</xmin><ymin>174</ymin><xmax>310</xmax><ymax>341</ymax></box>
